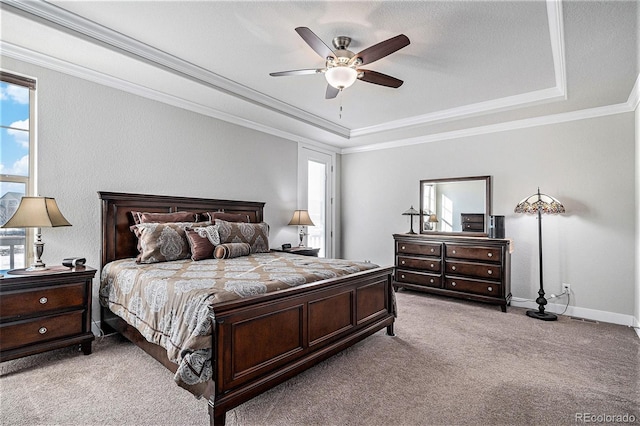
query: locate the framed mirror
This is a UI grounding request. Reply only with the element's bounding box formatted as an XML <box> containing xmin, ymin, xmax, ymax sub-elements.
<box><xmin>419</xmin><ymin>176</ymin><xmax>492</xmax><ymax>235</ymax></box>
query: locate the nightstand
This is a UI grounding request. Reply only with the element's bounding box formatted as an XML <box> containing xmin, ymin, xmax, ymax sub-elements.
<box><xmin>274</xmin><ymin>247</ymin><xmax>320</xmax><ymax>257</ymax></box>
<box><xmin>0</xmin><ymin>265</ymin><xmax>96</xmax><ymax>362</ymax></box>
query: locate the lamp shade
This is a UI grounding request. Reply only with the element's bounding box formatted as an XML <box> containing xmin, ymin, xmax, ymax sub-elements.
<box><xmin>325</xmin><ymin>66</ymin><xmax>358</xmax><ymax>90</ymax></box>
<box><xmin>514</xmin><ymin>189</ymin><xmax>565</xmax><ymax>215</ymax></box>
<box><xmin>288</xmin><ymin>210</ymin><xmax>314</xmax><ymax>226</ymax></box>
<box><xmin>402</xmin><ymin>206</ymin><xmax>420</xmax><ymax>216</ymax></box>
<box><xmin>2</xmin><ymin>197</ymin><xmax>72</xmax><ymax>228</ymax></box>
<box><xmin>428</xmin><ymin>214</ymin><xmax>439</xmax><ymax>223</ymax></box>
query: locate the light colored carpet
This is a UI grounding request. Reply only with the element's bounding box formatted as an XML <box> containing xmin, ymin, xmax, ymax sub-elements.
<box><xmin>1</xmin><ymin>291</ymin><xmax>638</xmax><ymax>425</ymax></box>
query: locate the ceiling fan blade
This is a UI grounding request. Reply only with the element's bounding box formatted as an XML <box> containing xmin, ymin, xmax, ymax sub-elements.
<box><xmin>353</xmin><ymin>34</ymin><xmax>410</xmax><ymax>66</ymax></box>
<box><xmin>295</xmin><ymin>27</ymin><xmax>336</xmax><ymax>60</ymax></box>
<box><xmin>358</xmin><ymin>69</ymin><xmax>404</xmax><ymax>88</ymax></box>
<box><xmin>270</xmin><ymin>68</ymin><xmax>324</xmax><ymax>77</ymax></box>
<box><xmin>325</xmin><ymin>85</ymin><xmax>339</xmax><ymax>99</ymax></box>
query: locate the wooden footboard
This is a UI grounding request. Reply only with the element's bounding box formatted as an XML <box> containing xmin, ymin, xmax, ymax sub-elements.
<box><xmin>207</xmin><ymin>266</ymin><xmax>395</xmax><ymax>425</ymax></box>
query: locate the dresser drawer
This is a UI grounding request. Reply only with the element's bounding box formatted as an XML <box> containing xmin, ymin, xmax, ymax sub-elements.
<box><xmin>0</xmin><ymin>282</ymin><xmax>86</xmax><ymax>320</ymax></box>
<box><xmin>396</xmin><ymin>269</ymin><xmax>441</xmax><ymax>288</ymax></box>
<box><xmin>445</xmin><ymin>260</ymin><xmax>501</xmax><ymax>280</ymax></box>
<box><xmin>397</xmin><ymin>256</ymin><xmax>441</xmax><ymax>272</ymax></box>
<box><xmin>445</xmin><ymin>277</ymin><xmax>501</xmax><ymax>297</ymax></box>
<box><xmin>462</xmin><ymin>222</ymin><xmax>484</xmax><ymax>232</ymax></box>
<box><xmin>396</xmin><ymin>242</ymin><xmax>441</xmax><ymax>256</ymax></box>
<box><xmin>0</xmin><ymin>311</ymin><xmax>84</xmax><ymax>350</ymax></box>
<box><xmin>445</xmin><ymin>244</ymin><xmax>501</xmax><ymax>262</ymax></box>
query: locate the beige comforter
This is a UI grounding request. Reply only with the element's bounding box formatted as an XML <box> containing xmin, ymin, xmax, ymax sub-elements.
<box><xmin>99</xmin><ymin>252</ymin><xmax>378</xmax><ymax>396</ymax></box>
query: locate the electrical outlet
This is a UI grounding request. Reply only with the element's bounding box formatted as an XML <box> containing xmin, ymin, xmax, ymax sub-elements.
<box><xmin>562</xmin><ymin>283</ymin><xmax>571</xmax><ymax>294</ymax></box>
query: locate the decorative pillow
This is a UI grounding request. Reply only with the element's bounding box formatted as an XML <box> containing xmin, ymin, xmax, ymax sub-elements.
<box><xmin>185</xmin><ymin>225</ymin><xmax>221</xmax><ymax>261</ymax></box>
<box><xmin>131</xmin><ymin>211</ymin><xmax>198</xmax><ymax>225</ymax></box>
<box><xmin>131</xmin><ymin>222</ymin><xmax>209</xmax><ymax>263</ymax></box>
<box><xmin>215</xmin><ymin>219</ymin><xmax>270</xmax><ymax>253</ymax></box>
<box><xmin>203</xmin><ymin>212</ymin><xmax>250</xmax><ymax>223</ymax></box>
<box><xmin>214</xmin><ymin>243</ymin><xmax>251</xmax><ymax>259</ymax></box>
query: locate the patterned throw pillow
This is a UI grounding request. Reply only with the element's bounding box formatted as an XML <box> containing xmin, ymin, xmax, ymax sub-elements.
<box><xmin>213</xmin><ymin>243</ymin><xmax>251</xmax><ymax>259</ymax></box>
<box><xmin>131</xmin><ymin>222</ymin><xmax>209</xmax><ymax>263</ymax></box>
<box><xmin>185</xmin><ymin>225</ymin><xmax>221</xmax><ymax>261</ymax></box>
<box><xmin>215</xmin><ymin>219</ymin><xmax>270</xmax><ymax>253</ymax></box>
<box><xmin>203</xmin><ymin>212</ymin><xmax>250</xmax><ymax>223</ymax></box>
<box><xmin>131</xmin><ymin>211</ymin><xmax>198</xmax><ymax>225</ymax></box>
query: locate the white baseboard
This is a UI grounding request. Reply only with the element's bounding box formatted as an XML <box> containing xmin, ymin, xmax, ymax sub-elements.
<box><xmin>510</xmin><ymin>299</ymin><xmax>637</xmax><ymax>329</ymax></box>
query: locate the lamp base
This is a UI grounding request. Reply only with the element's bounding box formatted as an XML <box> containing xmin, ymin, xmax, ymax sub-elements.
<box><xmin>526</xmin><ymin>309</ymin><xmax>557</xmax><ymax>321</ymax></box>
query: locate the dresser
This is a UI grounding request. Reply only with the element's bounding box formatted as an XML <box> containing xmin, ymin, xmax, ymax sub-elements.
<box><xmin>0</xmin><ymin>266</ymin><xmax>96</xmax><ymax>362</ymax></box>
<box><xmin>393</xmin><ymin>234</ymin><xmax>511</xmax><ymax>311</ymax></box>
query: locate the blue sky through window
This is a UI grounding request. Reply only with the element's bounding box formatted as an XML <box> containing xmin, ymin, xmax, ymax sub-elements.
<box><xmin>1</xmin><ymin>81</ymin><xmax>30</xmax><ymax>179</ymax></box>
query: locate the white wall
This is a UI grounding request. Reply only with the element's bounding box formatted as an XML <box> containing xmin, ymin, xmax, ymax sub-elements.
<box><xmin>2</xmin><ymin>56</ymin><xmax>301</xmax><ymax>328</ymax></box>
<box><xmin>342</xmin><ymin>113</ymin><xmax>636</xmax><ymax>322</ymax></box>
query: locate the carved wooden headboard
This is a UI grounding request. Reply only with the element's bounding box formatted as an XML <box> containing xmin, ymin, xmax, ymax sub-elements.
<box><xmin>99</xmin><ymin>191</ymin><xmax>265</xmax><ymax>267</ymax></box>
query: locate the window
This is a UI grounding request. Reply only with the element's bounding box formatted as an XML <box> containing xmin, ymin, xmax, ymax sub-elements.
<box><xmin>1</xmin><ymin>71</ymin><xmax>35</xmax><ymax>270</ymax></box>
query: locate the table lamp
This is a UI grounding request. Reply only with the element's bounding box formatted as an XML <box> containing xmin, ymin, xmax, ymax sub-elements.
<box><xmin>288</xmin><ymin>210</ymin><xmax>314</xmax><ymax>247</ymax></box>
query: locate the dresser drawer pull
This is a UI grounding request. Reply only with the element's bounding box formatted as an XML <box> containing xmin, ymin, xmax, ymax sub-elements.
<box><xmin>401</xmin><ymin>274</ymin><xmax>405</xmax><ymax>279</ymax></box>
<box><xmin>487</xmin><ymin>253</ymin><xmax>493</xmax><ymax>257</ymax></box>
<box><xmin>430</xmin><ymin>248</ymin><xmax>434</xmax><ymax>253</ymax></box>
<box><xmin>430</xmin><ymin>278</ymin><xmax>434</xmax><ymax>283</ymax></box>
<box><xmin>39</xmin><ymin>327</ymin><xmax>48</xmax><ymax>335</ymax></box>
<box><xmin>487</xmin><ymin>270</ymin><xmax>493</xmax><ymax>275</ymax></box>
<box><xmin>451</xmin><ymin>282</ymin><xmax>456</xmax><ymax>287</ymax></box>
<box><xmin>401</xmin><ymin>246</ymin><xmax>406</xmax><ymax>250</ymax></box>
<box><xmin>487</xmin><ymin>286</ymin><xmax>493</xmax><ymax>292</ymax></box>
<box><xmin>452</xmin><ymin>250</ymin><xmax>456</xmax><ymax>254</ymax></box>
<box><xmin>39</xmin><ymin>297</ymin><xmax>48</xmax><ymax>304</ymax></box>
<box><xmin>451</xmin><ymin>266</ymin><xmax>456</xmax><ymax>271</ymax></box>
<box><xmin>430</xmin><ymin>264</ymin><xmax>434</xmax><ymax>268</ymax></box>
<box><xmin>401</xmin><ymin>260</ymin><xmax>405</xmax><ymax>265</ymax></box>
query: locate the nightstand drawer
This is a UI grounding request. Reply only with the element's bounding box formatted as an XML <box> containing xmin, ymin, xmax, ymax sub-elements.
<box><xmin>0</xmin><ymin>282</ymin><xmax>86</xmax><ymax>319</ymax></box>
<box><xmin>0</xmin><ymin>311</ymin><xmax>84</xmax><ymax>350</ymax></box>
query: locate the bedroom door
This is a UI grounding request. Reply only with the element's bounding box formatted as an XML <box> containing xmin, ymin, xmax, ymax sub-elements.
<box><xmin>298</xmin><ymin>146</ymin><xmax>334</xmax><ymax>258</ymax></box>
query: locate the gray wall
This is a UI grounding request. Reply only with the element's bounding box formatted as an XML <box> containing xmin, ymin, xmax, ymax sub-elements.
<box><xmin>342</xmin><ymin>113</ymin><xmax>636</xmax><ymax>321</ymax></box>
<box><xmin>3</xmin><ymin>57</ymin><xmax>301</xmax><ymax>327</ymax></box>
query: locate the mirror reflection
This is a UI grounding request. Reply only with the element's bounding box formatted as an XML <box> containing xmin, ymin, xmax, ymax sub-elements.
<box><xmin>420</xmin><ymin>176</ymin><xmax>491</xmax><ymax>234</ymax></box>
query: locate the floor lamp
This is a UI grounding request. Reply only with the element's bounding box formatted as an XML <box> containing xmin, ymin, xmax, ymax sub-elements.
<box><xmin>514</xmin><ymin>188</ymin><xmax>565</xmax><ymax>321</ymax></box>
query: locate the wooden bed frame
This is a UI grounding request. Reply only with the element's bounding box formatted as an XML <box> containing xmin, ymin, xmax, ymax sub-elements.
<box><xmin>99</xmin><ymin>191</ymin><xmax>395</xmax><ymax>425</ymax></box>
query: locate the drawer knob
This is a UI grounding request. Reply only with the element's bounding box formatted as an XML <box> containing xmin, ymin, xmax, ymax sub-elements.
<box><xmin>39</xmin><ymin>327</ymin><xmax>48</xmax><ymax>335</ymax></box>
<box><xmin>401</xmin><ymin>246</ymin><xmax>406</xmax><ymax>250</ymax></box>
<box><xmin>401</xmin><ymin>275</ymin><xmax>405</xmax><ymax>279</ymax></box>
<box><xmin>452</xmin><ymin>250</ymin><xmax>456</xmax><ymax>254</ymax></box>
<box><xmin>488</xmin><ymin>270</ymin><xmax>493</xmax><ymax>275</ymax></box>
<box><xmin>451</xmin><ymin>282</ymin><xmax>456</xmax><ymax>287</ymax></box>
<box><xmin>488</xmin><ymin>253</ymin><xmax>493</xmax><ymax>257</ymax></box>
<box><xmin>430</xmin><ymin>279</ymin><xmax>434</xmax><ymax>283</ymax></box>
<box><xmin>430</xmin><ymin>248</ymin><xmax>434</xmax><ymax>252</ymax></box>
<box><xmin>452</xmin><ymin>266</ymin><xmax>456</xmax><ymax>271</ymax></box>
<box><xmin>430</xmin><ymin>263</ymin><xmax>434</xmax><ymax>268</ymax></box>
<box><xmin>401</xmin><ymin>260</ymin><xmax>405</xmax><ymax>265</ymax></box>
<box><xmin>488</xmin><ymin>286</ymin><xmax>493</xmax><ymax>292</ymax></box>
<box><xmin>39</xmin><ymin>297</ymin><xmax>48</xmax><ymax>304</ymax></box>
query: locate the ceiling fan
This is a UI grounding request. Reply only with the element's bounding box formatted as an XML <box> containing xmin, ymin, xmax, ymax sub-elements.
<box><xmin>270</xmin><ymin>27</ymin><xmax>410</xmax><ymax>99</ymax></box>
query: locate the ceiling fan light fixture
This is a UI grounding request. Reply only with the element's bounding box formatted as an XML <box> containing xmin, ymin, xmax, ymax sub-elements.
<box><xmin>325</xmin><ymin>66</ymin><xmax>358</xmax><ymax>90</ymax></box>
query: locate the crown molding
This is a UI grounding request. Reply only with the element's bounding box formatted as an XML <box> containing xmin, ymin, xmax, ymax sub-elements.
<box><xmin>627</xmin><ymin>73</ymin><xmax>640</xmax><ymax>111</ymax></box>
<box><xmin>1</xmin><ymin>41</ymin><xmax>346</xmax><ymax>153</ymax></box>
<box><xmin>1</xmin><ymin>0</ymin><xmax>350</xmax><ymax>139</ymax></box>
<box><xmin>342</xmin><ymin>101</ymin><xmax>635</xmax><ymax>154</ymax></box>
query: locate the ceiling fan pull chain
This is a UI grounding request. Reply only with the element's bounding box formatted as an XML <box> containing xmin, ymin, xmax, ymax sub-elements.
<box><xmin>339</xmin><ymin>90</ymin><xmax>343</xmax><ymax>119</ymax></box>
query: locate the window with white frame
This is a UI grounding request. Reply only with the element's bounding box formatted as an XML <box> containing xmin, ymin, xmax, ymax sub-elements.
<box><xmin>1</xmin><ymin>71</ymin><xmax>36</xmax><ymax>270</ymax></box>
